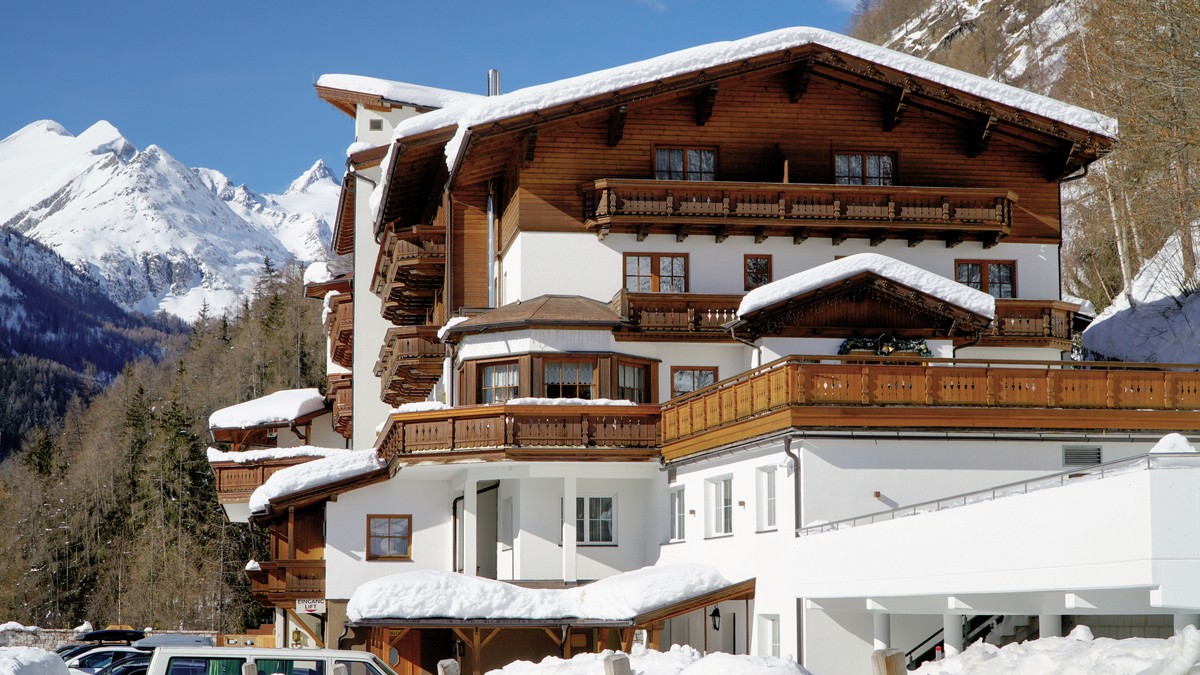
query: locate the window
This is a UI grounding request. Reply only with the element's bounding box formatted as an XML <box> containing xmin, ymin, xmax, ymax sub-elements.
<box><xmin>834</xmin><ymin>152</ymin><xmax>895</xmax><ymax>185</ymax></box>
<box><xmin>756</xmin><ymin>466</ymin><xmax>777</xmax><ymax>531</ymax></box>
<box><xmin>758</xmin><ymin>615</ymin><xmax>781</xmax><ymax>658</ymax></box>
<box><xmin>625</xmin><ymin>253</ymin><xmax>688</xmax><ymax>293</ymax></box>
<box><xmin>707</xmin><ymin>476</ymin><xmax>733</xmax><ymax>536</ymax></box>
<box><xmin>745</xmin><ymin>254</ymin><xmax>772</xmax><ymax>290</ymax></box>
<box><xmin>655</xmin><ymin>147</ymin><xmax>716</xmax><ymax>181</ymax></box>
<box><xmin>1064</xmin><ymin>445</ymin><xmax>1102</xmax><ymax>467</ymax></box>
<box><xmin>335</xmin><ymin>661</ymin><xmax>386</xmax><ymax>675</ymax></box>
<box><xmin>256</xmin><ymin>660</ymin><xmax>325</xmax><ymax>675</ymax></box>
<box><xmin>481</xmin><ymin>361</ymin><xmax>519</xmax><ymax>403</ymax></box>
<box><xmin>368</xmin><ymin>118</ymin><xmax>383</xmax><ymax>131</ymax></box>
<box><xmin>668</xmin><ymin>488</ymin><xmax>686</xmax><ymax>541</ymax></box>
<box><xmin>367</xmin><ymin>514</ymin><xmax>412</xmax><ymax>560</ymax></box>
<box><xmin>671</xmin><ymin>366</ymin><xmax>717</xmax><ymax>399</ymax></box>
<box><xmin>956</xmin><ymin>260</ymin><xmax>1016</xmax><ymax>298</ymax></box>
<box><xmin>544</xmin><ymin>360</ymin><xmax>595</xmax><ymax>399</ymax></box>
<box><xmin>576</xmin><ymin>496</ymin><xmax>615</xmax><ymax>544</ymax></box>
<box><xmin>618</xmin><ymin>363</ymin><xmax>649</xmax><ymax>403</ymax></box>
<box><xmin>167</xmin><ymin>658</ymin><xmax>246</xmax><ymax>675</ymax></box>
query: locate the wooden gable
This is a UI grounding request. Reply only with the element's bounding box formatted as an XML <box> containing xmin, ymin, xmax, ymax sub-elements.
<box><xmin>737</xmin><ymin>271</ymin><xmax>992</xmax><ymax>340</ymax></box>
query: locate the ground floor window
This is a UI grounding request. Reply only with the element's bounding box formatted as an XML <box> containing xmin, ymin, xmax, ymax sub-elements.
<box><xmin>367</xmin><ymin>514</ymin><xmax>412</xmax><ymax>560</ymax></box>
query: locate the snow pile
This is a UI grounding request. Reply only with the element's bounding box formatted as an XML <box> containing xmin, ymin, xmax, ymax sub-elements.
<box><xmin>487</xmin><ymin>645</ymin><xmax>812</xmax><ymax>675</ymax></box>
<box><xmin>504</xmin><ymin>398</ymin><xmax>638</xmax><ymax>407</ymax></box>
<box><xmin>738</xmin><ymin>253</ymin><xmax>995</xmax><ymax>319</ymax></box>
<box><xmin>347</xmin><ymin>564</ymin><xmax>732</xmax><ymax>622</ymax></box>
<box><xmin>304</xmin><ymin>262</ymin><xmax>335</xmax><ymax>285</ymax></box>
<box><xmin>912</xmin><ymin>624</ymin><xmax>1200</xmax><ymax>675</ymax></box>
<box><xmin>0</xmin><ymin>623</ymin><xmax>37</xmax><ymax>633</ymax></box>
<box><xmin>245</xmin><ymin>560</ymin><xmax>261</xmax><ymax>572</ymax></box>
<box><xmin>249</xmin><ymin>449</ymin><xmax>386</xmax><ymax>513</ymax></box>
<box><xmin>206</xmin><ymin>446</ymin><xmax>345</xmax><ymax>464</ymax></box>
<box><xmin>71</xmin><ymin>621</ymin><xmax>92</xmax><ymax>633</ymax></box>
<box><xmin>392</xmin><ymin>401</ymin><xmax>452</xmax><ymax>414</ymax></box>
<box><xmin>208</xmin><ymin>389</ymin><xmax>326</xmax><ymax>429</ymax></box>
<box><xmin>0</xmin><ymin>648</ymin><xmax>68</xmax><ymax>675</ymax></box>
<box><xmin>317</xmin><ymin>74</ymin><xmax>485</xmax><ymax>110</ymax></box>
<box><xmin>437</xmin><ymin>316</ymin><xmax>470</xmax><ymax>340</ymax></box>
<box><xmin>1150</xmin><ymin>433</ymin><xmax>1197</xmax><ymax>454</ymax></box>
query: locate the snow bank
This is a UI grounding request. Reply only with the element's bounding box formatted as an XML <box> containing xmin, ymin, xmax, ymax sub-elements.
<box><xmin>504</xmin><ymin>398</ymin><xmax>638</xmax><ymax>407</ymax></box>
<box><xmin>0</xmin><ymin>623</ymin><xmax>37</xmax><ymax>633</ymax></box>
<box><xmin>1150</xmin><ymin>433</ymin><xmax>1197</xmax><ymax>455</ymax></box>
<box><xmin>486</xmin><ymin>645</ymin><xmax>811</xmax><ymax>675</ymax></box>
<box><xmin>206</xmin><ymin>445</ymin><xmax>346</xmax><ymax>464</ymax></box>
<box><xmin>0</xmin><ymin>648</ymin><xmax>68</xmax><ymax>675</ymax></box>
<box><xmin>249</xmin><ymin>449</ymin><xmax>386</xmax><ymax>513</ymax></box>
<box><xmin>347</xmin><ymin>564</ymin><xmax>732</xmax><ymax>622</ymax></box>
<box><xmin>71</xmin><ymin>622</ymin><xmax>91</xmax><ymax>633</ymax></box>
<box><xmin>208</xmin><ymin>389</ymin><xmax>326</xmax><ymax>429</ymax></box>
<box><xmin>738</xmin><ymin>253</ymin><xmax>995</xmax><ymax>319</ymax></box>
<box><xmin>912</xmin><ymin>624</ymin><xmax>1200</xmax><ymax>675</ymax></box>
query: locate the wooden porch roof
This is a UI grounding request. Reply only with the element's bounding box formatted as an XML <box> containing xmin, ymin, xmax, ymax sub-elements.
<box><xmin>441</xmin><ymin>295</ymin><xmax>623</xmax><ymax>342</ymax></box>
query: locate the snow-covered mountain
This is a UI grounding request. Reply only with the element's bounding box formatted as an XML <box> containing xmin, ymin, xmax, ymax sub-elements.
<box><xmin>0</xmin><ymin>120</ymin><xmax>338</xmax><ymax>322</ymax></box>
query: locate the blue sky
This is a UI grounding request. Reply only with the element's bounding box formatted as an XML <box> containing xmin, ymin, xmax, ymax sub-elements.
<box><xmin>1</xmin><ymin>1</ymin><xmax>854</xmax><ymax>192</ymax></box>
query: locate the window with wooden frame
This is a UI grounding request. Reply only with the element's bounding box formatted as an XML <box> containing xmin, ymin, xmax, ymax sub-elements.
<box><xmin>624</xmin><ymin>253</ymin><xmax>688</xmax><ymax>293</ymax></box>
<box><xmin>366</xmin><ymin>514</ymin><xmax>412</xmax><ymax>560</ymax></box>
<box><xmin>956</xmin><ymin>260</ymin><xmax>1016</xmax><ymax>298</ymax></box>
<box><xmin>744</xmin><ymin>254</ymin><xmax>772</xmax><ymax>290</ymax></box>
<box><xmin>617</xmin><ymin>362</ymin><xmax>649</xmax><ymax>403</ymax></box>
<box><xmin>480</xmin><ymin>361</ymin><xmax>519</xmax><ymax>404</ymax></box>
<box><xmin>834</xmin><ymin>152</ymin><xmax>896</xmax><ymax>186</ymax></box>
<box><xmin>671</xmin><ymin>366</ymin><xmax>718</xmax><ymax>399</ymax></box>
<box><xmin>655</xmin><ymin>147</ymin><xmax>716</xmax><ymax>181</ymax></box>
<box><xmin>544</xmin><ymin>360</ymin><xmax>595</xmax><ymax>399</ymax></box>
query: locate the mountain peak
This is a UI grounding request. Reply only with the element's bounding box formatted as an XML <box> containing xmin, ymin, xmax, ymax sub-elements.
<box><xmin>285</xmin><ymin>159</ymin><xmax>338</xmax><ymax>195</ymax></box>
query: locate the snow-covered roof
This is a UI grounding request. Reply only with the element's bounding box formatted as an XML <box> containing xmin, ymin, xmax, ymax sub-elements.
<box><xmin>738</xmin><ymin>252</ymin><xmax>996</xmax><ymax>320</ymax></box>
<box><xmin>368</xmin><ymin>27</ymin><xmax>1115</xmax><ymax>223</ymax></box>
<box><xmin>208</xmin><ymin>388</ymin><xmax>327</xmax><ymax>430</ymax></box>
<box><xmin>490</xmin><ymin>645</ymin><xmax>811</xmax><ymax>675</ymax></box>
<box><xmin>346</xmin><ymin>564</ymin><xmax>734</xmax><ymax>623</ymax></box>
<box><xmin>206</xmin><ymin>445</ymin><xmax>346</xmax><ymax>464</ymax></box>
<box><xmin>317</xmin><ymin>74</ymin><xmax>485</xmax><ymax>110</ymax></box>
<box><xmin>505</xmin><ymin>397</ymin><xmax>637</xmax><ymax>407</ymax></box>
<box><xmin>249</xmin><ymin>449</ymin><xmax>387</xmax><ymax>513</ymax></box>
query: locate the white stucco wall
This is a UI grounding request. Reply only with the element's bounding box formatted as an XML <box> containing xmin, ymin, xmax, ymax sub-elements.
<box><xmin>350</xmin><ymin>164</ymin><xmax>393</xmax><ymax>449</ymax></box>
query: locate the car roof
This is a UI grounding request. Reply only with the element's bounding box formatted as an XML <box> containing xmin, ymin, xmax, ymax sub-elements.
<box><xmin>152</xmin><ymin>648</ymin><xmax>373</xmax><ymax>658</ymax></box>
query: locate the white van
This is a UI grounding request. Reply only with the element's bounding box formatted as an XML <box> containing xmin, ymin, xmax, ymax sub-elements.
<box><xmin>145</xmin><ymin>647</ymin><xmax>398</xmax><ymax>675</ymax></box>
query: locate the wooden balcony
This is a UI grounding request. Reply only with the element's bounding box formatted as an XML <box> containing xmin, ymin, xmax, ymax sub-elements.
<box><xmin>327</xmin><ymin>295</ymin><xmax>354</xmax><ymax>369</ymax></box>
<box><xmin>660</xmin><ymin>355</ymin><xmax>1200</xmax><ymax>461</ymax></box>
<box><xmin>328</xmin><ymin>373</ymin><xmax>352</xmax><ymax>439</ymax></box>
<box><xmin>250</xmin><ymin>559</ymin><xmax>325</xmax><ymax>606</ymax></box>
<box><xmin>375</xmin><ymin>325</ymin><xmax>444</xmax><ymax>406</ymax></box>
<box><xmin>582</xmin><ymin>179</ymin><xmax>1016</xmax><ymax>247</ymax></box>
<box><xmin>377</xmin><ymin>403</ymin><xmax>662</xmax><ymax>462</ymax></box>
<box><xmin>981</xmin><ymin>299</ymin><xmax>1077</xmax><ymax>349</ymax></box>
<box><xmin>372</xmin><ymin>225</ymin><xmax>445</xmax><ymax>326</ymax></box>
<box><xmin>212</xmin><ymin>457</ymin><xmax>317</xmax><ymax>504</ymax></box>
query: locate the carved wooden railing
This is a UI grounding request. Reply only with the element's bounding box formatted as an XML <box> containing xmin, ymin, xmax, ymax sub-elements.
<box><xmin>375</xmin><ymin>325</ymin><xmax>444</xmax><ymax>405</ymax></box>
<box><xmin>212</xmin><ymin>458</ymin><xmax>314</xmax><ymax>501</ymax></box>
<box><xmin>377</xmin><ymin>404</ymin><xmax>661</xmax><ymax>458</ymax></box>
<box><xmin>660</xmin><ymin>355</ymin><xmax>1200</xmax><ymax>444</ymax></box>
<box><xmin>372</xmin><ymin>225</ymin><xmax>446</xmax><ymax>325</ymax></box>
<box><xmin>329</xmin><ymin>297</ymin><xmax>354</xmax><ymax>369</ymax></box>
<box><xmin>251</xmin><ymin>559</ymin><xmax>325</xmax><ymax>597</ymax></box>
<box><xmin>988</xmin><ymin>299</ymin><xmax>1076</xmax><ymax>341</ymax></box>
<box><xmin>583</xmin><ymin>179</ymin><xmax>1017</xmax><ymax>240</ymax></box>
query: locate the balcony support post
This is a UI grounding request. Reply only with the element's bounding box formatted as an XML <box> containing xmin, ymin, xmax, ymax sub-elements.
<box><xmin>873</xmin><ymin>612</ymin><xmax>891</xmax><ymax>650</ymax></box>
<box><xmin>1039</xmin><ymin>614</ymin><xmax>1062</xmax><ymax>638</ymax></box>
<box><xmin>943</xmin><ymin>614</ymin><xmax>964</xmax><ymax>656</ymax></box>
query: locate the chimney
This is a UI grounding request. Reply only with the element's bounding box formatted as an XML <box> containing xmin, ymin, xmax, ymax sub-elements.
<box><xmin>487</xmin><ymin>69</ymin><xmax>501</xmax><ymax>96</ymax></box>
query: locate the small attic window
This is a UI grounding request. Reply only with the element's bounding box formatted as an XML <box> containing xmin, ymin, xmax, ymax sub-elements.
<box><xmin>1063</xmin><ymin>445</ymin><xmax>1102</xmax><ymax>467</ymax></box>
<box><xmin>369</xmin><ymin>119</ymin><xmax>383</xmax><ymax>131</ymax></box>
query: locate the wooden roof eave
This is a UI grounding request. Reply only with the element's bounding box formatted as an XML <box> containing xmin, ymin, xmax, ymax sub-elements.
<box><xmin>304</xmin><ymin>274</ymin><xmax>353</xmax><ymax>299</ymax></box>
<box><xmin>377</xmin><ymin>128</ymin><xmax>457</xmax><ymax>233</ymax></box>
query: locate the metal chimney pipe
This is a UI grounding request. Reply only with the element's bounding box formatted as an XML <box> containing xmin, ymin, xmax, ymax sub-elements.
<box><xmin>487</xmin><ymin>69</ymin><xmax>501</xmax><ymax>96</ymax></box>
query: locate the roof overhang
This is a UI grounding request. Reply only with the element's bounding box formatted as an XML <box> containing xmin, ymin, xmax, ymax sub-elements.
<box><xmin>248</xmin><ymin>459</ymin><xmax>395</xmax><ymax>524</ymax></box>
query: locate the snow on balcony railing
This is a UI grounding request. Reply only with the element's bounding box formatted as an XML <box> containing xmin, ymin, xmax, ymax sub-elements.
<box><xmin>797</xmin><ymin>451</ymin><xmax>1200</xmax><ymax>537</ymax></box>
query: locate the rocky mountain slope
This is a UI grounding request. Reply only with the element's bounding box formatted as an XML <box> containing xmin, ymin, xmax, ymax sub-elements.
<box><xmin>0</xmin><ymin>120</ymin><xmax>337</xmax><ymax>322</ymax></box>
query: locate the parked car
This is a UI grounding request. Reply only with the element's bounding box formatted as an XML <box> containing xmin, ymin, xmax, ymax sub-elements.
<box><xmin>65</xmin><ymin>646</ymin><xmax>145</xmax><ymax>675</ymax></box>
<box><xmin>96</xmin><ymin>653</ymin><xmax>151</xmax><ymax>675</ymax></box>
<box><xmin>146</xmin><ymin>647</ymin><xmax>399</xmax><ymax>675</ymax></box>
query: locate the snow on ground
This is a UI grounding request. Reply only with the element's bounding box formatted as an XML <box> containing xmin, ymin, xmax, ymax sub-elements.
<box><xmin>206</xmin><ymin>446</ymin><xmax>346</xmax><ymax>464</ymax></box>
<box><xmin>487</xmin><ymin>645</ymin><xmax>812</xmax><ymax>675</ymax></box>
<box><xmin>249</xmin><ymin>449</ymin><xmax>386</xmax><ymax>513</ymax></box>
<box><xmin>208</xmin><ymin>389</ymin><xmax>326</xmax><ymax>429</ymax></box>
<box><xmin>0</xmin><ymin>648</ymin><xmax>68</xmax><ymax>675</ymax></box>
<box><xmin>347</xmin><ymin>564</ymin><xmax>732</xmax><ymax>622</ymax></box>
<box><xmin>912</xmin><ymin>624</ymin><xmax>1200</xmax><ymax>675</ymax></box>
<box><xmin>738</xmin><ymin>253</ymin><xmax>995</xmax><ymax>319</ymax></box>
<box><xmin>0</xmin><ymin>624</ymin><xmax>36</xmax><ymax>633</ymax></box>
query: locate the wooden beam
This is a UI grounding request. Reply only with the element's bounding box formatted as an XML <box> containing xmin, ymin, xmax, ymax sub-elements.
<box><xmin>715</xmin><ymin>226</ymin><xmax>730</xmax><ymax>244</ymax></box>
<box><xmin>983</xmin><ymin>232</ymin><xmax>1003</xmax><ymax>249</ymax></box>
<box><xmin>389</xmin><ymin>628</ymin><xmax>411</xmax><ymax>646</ymax></box>
<box><xmin>869</xmin><ymin>229</ymin><xmax>887</xmax><ymax>247</ymax></box>
<box><xmin>285</xmin><ymin>609</ymin><xmax>324</xmax><ymax>648</ymax></box>
<box><xmin>636</xmin><ymin>224</ymin><xmax>650</xmax><ymax>242</ymax></box>
<box><xmin>754</xmin><ymin>227</ymin><xmax>768</xmax><ymax>244</ymax></box>
<box><xmin>541</xmin><ymin>627</ymin><xmax>563</xmax><ymax>647</ymax></box>
<box><xmin>907</xmin><ymin>233</ymin><xmax>924</xmax><ymax>248</ymax></box>
<box><xmin>792</xmin><ymin>229</ymin><xmax>809</xmax><ymax>245</ymax></box>
<box><xmin>788</xmin><ymin>58</ymin><xmax>815</xmax><ymax>102</ymax></box>
<box><xmin>968</xmin><ymin>114</ymin><xmax>999</xmax><ymax>158</ymax></box>
<box><xmin>830</xmin><ymin>229</ymin><xmax>848</xmax><ymax>246</ymax></box>
<box><xmin>479</xmin><ymin>628</ymin><xmax>500</xmax><ymax>650</ymax></box>
<box><xmin>523</xmin><ymin>127</ymin><xmax>538</xmax><ymax>166</ymax></box>
<box><xmin>1048</xmin><ymin>141</ymin><xmax>1083</xmax><ymax>181</ymax></box>
<box><xmin>675</xmin><ymin>225</ymin><xmax>690</xmax><ymax>242</ymax></box>
<box><xmin>945</xmin><ymin>232</ymin><xmax>965</xmax><ymax>249</ymax></box>
<box><xmin>607</xmin><ymin>105</ymin><xmax>628</xmax><ymax>147</ymax></box>
<box><xmin>695</xmin><ymin>83</ymin><xmax>719</xmax><ymax>126</ymax></box>
<box><xmin>621</xmin><ymin>628</ymin><xmax>635</xmax><ymax>654</ymax></box>
<box><xmin>884</xmin><ymin>86</ymin><xmax>911</xmax><ymax>132</ymax></box>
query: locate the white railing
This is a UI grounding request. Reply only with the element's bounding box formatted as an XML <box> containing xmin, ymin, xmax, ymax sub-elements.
<box><xmin>797</xmin><ymin>452</ymin><xmax>1200</xmax><ymax>537</ymax></box>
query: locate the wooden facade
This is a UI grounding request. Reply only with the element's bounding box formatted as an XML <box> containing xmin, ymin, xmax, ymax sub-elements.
<box><xmin>250</xmin><ymin>505</ymin><xmax>327</xmax><ymax>606</ymax></box>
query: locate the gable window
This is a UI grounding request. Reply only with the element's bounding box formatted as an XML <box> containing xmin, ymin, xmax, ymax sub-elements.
<box><xmin>671</xmin><ymin>366</ymin><xmax>717</xmax><ymax>399</ymax></box>
<box><xmin>668</xmin><ymin>488</ymin><xmax>686</xmax><ymax>541</ymax></box>
<box><xmin>656</xmin><ymin>148</ymin><xmax>716</xmax><ymax>181</ymax></box>
<box><xmin>368</xmin><ymin>118</ymin><xmax>384</xmax><ymax>131</ymax></box>
<box><xmin>956</xmin><ymin>260</ymin><xmax>1015</xmax><ymax>298</ymax></box>
<box><xmin>481</xmin><ymin>361</ymin><xmax>519</xmax><ymax>403</ymax></box>
<box><xmin>545</xmin><ymin>360</ymin><xmax>595</xmax><ymax>399</ymax></box>
<box><xmin>835</xmin><ymin>152</ymin><xmax>895</xmax><ymax>186</ymax></box>
<box><xmin>618</xmin><ymin>362</ymin><xmax>649</xmax><ymax>403</ymax></box>
<box><xmin>625</xmin><ymin>253</ymin><xmax>688</xmax><ymax>293</ymax></box>
<box><xmin>367</xmin><ymin>514</ymin><xmax>412</xmax><ymax>560</ymax></box>
<box><xmin>576</xmin><ymin>495</ymin><xmax>615</xmax><ymax>544</ymax></box>
<box><xmin>707</xmin><ymin>476</ymin><xmax>733</xmax><ymax>537</ymax></box>
<box><xmin>745</xmin><ymin>254</ymin><xmax>772</xmax><ymax>290</ymax></box>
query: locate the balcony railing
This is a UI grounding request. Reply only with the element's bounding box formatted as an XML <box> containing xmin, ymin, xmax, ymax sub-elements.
<box><xmin>375</xmin><ymin>326</ymin><xmax>444</xmax><ymax>405</ymax></box>
<box><xmin>377</xmin><ymin>403</ymin><xmax>661</xmax><ymax>461</ymax></box>
<box><xmin>582</xmin><ymin>179</ymin><xmax>1016</xmax><ymax>244</ymax></box>
<box><xmin>250</xmin><ymin>559</ymin><xmax>325</xmax><ymax>601</ymax></box>
<box><xmin>984</xmin><ymin>299</ymin><xmax>1076</xmax><ymax>345</ymax></box>
<box><xmin>660</xmin><ymin>355</ymin><xmax>1200</xmax><ymax>452</ymax></box>
<box><xmin>329</xmin><ymin>297</ymin><xmax>353</xmax><ymax>369</ymax></box>
<box><xmin>212</xmin><ymin>458</ymin><xmax>315</xmax><ymax>502</ymax></box>
<box><xmin>372</xmin><ymin>225</ymin><xmax>446</xmax><ymax>325</ymax></box>
<box><xmin>331</xmin><ymin>379</ymin><xmax>352</xmax><ymax>439</ymax></box>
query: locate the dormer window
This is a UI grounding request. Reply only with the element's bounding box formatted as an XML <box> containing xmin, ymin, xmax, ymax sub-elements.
<box><xmin>656</xmin><ymin>148</ymin><xmax>716</xmax><ymax>181</ymax></box>
<box><xmin>835</xmin><ymin>152</ymin><xmax>895</xmax><ymax>186</ymax></box>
